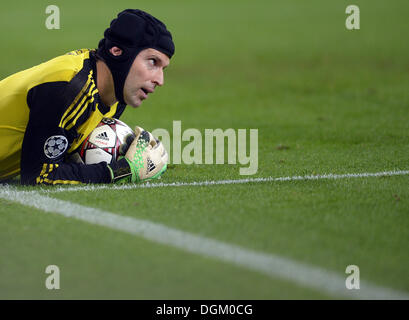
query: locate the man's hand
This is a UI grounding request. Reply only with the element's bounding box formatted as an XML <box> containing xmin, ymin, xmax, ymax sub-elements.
<box><xmin>107</xmin><ymin>126</ymin><xmax>168</xmax><ymax>184</ymax></box>
<box><xmin>124</xmin><ymin>126</ymin><xmax>168</xmax><ymax>182</ymax></box>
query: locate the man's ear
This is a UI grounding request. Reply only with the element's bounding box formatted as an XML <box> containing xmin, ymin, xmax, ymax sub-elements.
<box><xmin>109</xmin><ymin>46</ymin><xmax>123</xmax><ymax>56</ymax></box>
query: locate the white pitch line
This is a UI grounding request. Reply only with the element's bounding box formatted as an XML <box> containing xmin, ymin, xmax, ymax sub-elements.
<box><xmin>1</xmin><ymin>186</ymin><xmax>408</xmax><ymax>299</ymax></box>
<box><xmin>38</xmin><ymin>169</ymin><xmax>409</xmax><ymax>194</ymax></box>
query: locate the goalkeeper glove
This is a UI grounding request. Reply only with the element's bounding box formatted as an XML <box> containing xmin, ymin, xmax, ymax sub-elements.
<box><xmin>107</xmin><ymin>126</ymin><xmax>168</xmax><ymax>183</ymax></box>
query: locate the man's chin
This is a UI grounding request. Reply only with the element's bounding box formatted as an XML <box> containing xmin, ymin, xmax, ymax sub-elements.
<box><xmin>126</xmin><ymin>99</ymin><xmax>142</xmax><ymax>108</ymax></box>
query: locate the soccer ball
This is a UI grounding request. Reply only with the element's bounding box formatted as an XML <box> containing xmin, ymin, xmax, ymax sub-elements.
<box><xmin>69</xmin><ymin>118</ymin><xmax>135</xmax><ymax>165</ymax></box>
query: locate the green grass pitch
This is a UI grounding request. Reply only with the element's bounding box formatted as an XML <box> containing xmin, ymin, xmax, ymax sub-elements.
<box><xmin>0</xmin><ymin>0</ymin><xmax>408</xmax><ymax>299</ymax></box>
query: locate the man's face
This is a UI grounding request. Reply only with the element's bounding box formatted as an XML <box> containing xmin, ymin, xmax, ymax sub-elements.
<box><xmin>123</xmin><ymin>48</ymin><xmax>170</xmax><ymax>108</ymax></box>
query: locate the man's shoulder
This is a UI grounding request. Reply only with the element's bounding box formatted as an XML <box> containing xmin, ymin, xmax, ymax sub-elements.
<box><xmin>36</xmin><ymin>48</ymin><xmax>94</xmax><ymax>82</ymax></box>
<box><xmin>5</xmin><ymin>48</ymin><xmax>95</xmax><ymax>94</ymax></box>
<box><xmin>29</xmin><ymin>49</ymin><xmax>97</xmax><ymax>102</ymax></box>
<box><xmin>0</xmin><ymin>49</ymin><xmax>94</xmax><ymax>87</ymax></box>
<box><xmin>0</xmin><ymin>49</ymin><xmax>93</xmax><ymax>103</ymax></box>
<box><xmin>64</xmin><ymin>48</ymin><xmax>94</xmax><ymax>57</ymax></box>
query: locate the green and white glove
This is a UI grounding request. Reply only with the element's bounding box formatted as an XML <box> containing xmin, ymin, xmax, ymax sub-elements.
<box><xmin>108</xmin><ymin>126</ymin><xmax>168</xmax><ymax>183</ymax></box>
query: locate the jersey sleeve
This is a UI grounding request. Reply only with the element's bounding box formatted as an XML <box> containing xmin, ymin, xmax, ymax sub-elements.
<box><xmin>20</xmin><ymin>81</ymin><xmax>113</xmax><ymax>185</ymax></box>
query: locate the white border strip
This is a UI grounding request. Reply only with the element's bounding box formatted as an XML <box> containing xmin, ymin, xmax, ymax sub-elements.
<box><xmin>1</xmin><ymin>186</ymin><xmax>408</xmax><ymax>299</ymax></box>
<box><xmin>39</xmin><ymin>170</ymin><xmax>409</xmax><ymax>193</ymax></box>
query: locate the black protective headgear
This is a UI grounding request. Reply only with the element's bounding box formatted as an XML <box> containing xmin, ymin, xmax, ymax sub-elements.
<box><xmin>97</xmin><ymin>9</ymin><xmax>175</xmax><ymax>105</ymax></box>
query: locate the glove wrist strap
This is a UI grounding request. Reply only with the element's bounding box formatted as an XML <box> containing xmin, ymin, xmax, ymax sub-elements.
<box><xmin>107</xmin><ymin>157</ymin><xmax>133</xmax><ymax>184</ymax></box>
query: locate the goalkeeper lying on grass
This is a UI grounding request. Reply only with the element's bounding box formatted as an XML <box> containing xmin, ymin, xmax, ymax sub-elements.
<box><xmin>0</xmin><ymin>9</ymin><xmax>174</xmax><ymax>185</ymax></box>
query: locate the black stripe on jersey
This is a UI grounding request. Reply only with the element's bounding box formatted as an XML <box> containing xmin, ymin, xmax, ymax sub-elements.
<box><xmin>59</xmin><ymin>54</ymin><xmax>116</xmax><ymax>132</ymax></box>
<box><xmin>27</xmin><ymin>81</ymin><xmax>71</xmax><ymax>125</ymax></box>
<box><xmin>58</xmin><ymin>57</ymin><xmax>94</xmax><ymax>127</ymax></box>
<box><xmin>69</xmin><ymin>99</ymin><xmax>98</xmax><ymax>132</ymax></box>
<box><xmin>113</xmin><ymin>102</ymin><xmax>127</xmax><ymax>118</ymax></box>
<box><xmin>97</xmin><ymin>95</ymin><xmax>110</xmax><ymax>114</ymax></box>
<box><xmin>61</xmin><ymin>57</ymin><xmax>93</xmax><ymax>107</ymax></box>
<box><xmin>59</xmin><ymin>72</ymin><xmax>94</xmax><ymax>129</ymax></box>
<box><xmin>89</xmin><ymin>50</ymin><xmax>115</xmax><ymax>115</ymax></box>
<box><xmin>62</xmin><ymin>79</ymin><xmax>97</xmax><ymax>130</ymax></box>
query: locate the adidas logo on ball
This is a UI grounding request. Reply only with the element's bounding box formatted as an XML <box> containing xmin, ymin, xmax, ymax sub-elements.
<box><xmin>95</xmin><ymin>132</ymin><xmax>109</xmax><ymax>141</ymax></box>
<box><xmin>70</xmin><ymin>118</ymin><xmax>136</xmax><ymax>165</ymax></box>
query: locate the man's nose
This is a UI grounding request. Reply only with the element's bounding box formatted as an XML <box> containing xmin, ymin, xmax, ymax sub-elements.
<box><xmin>153</xmin><ymin>69</ymin><xmax>164</xmax><ymax>86</ymax></box>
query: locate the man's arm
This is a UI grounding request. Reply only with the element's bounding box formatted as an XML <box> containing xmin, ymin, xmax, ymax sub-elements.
<box><xmin>20</xmin><ymin>81</ymin><xmax>116</xmax><ymax>185</ymax></box>
<box><xmin>20</xmin><ymin>81</ymin><xmax>167</xmax><ymax>185</ymax></box>
<box><xmin>20</xmin><ymin>111</ymin><xmax>114</xmax><ymax>185</ymax></box>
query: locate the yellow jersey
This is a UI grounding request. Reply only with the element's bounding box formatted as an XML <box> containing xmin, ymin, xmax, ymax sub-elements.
<box><xmin>0</xmin><ymin>49</ymin><xmax>126</xmax><ymax>184</ymax></box>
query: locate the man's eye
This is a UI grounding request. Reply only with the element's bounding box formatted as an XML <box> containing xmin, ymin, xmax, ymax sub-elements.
<box><xmin>149</xmin><ymin>58</ymin><xmax>156</xmax><ymax>65</ymax></box>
